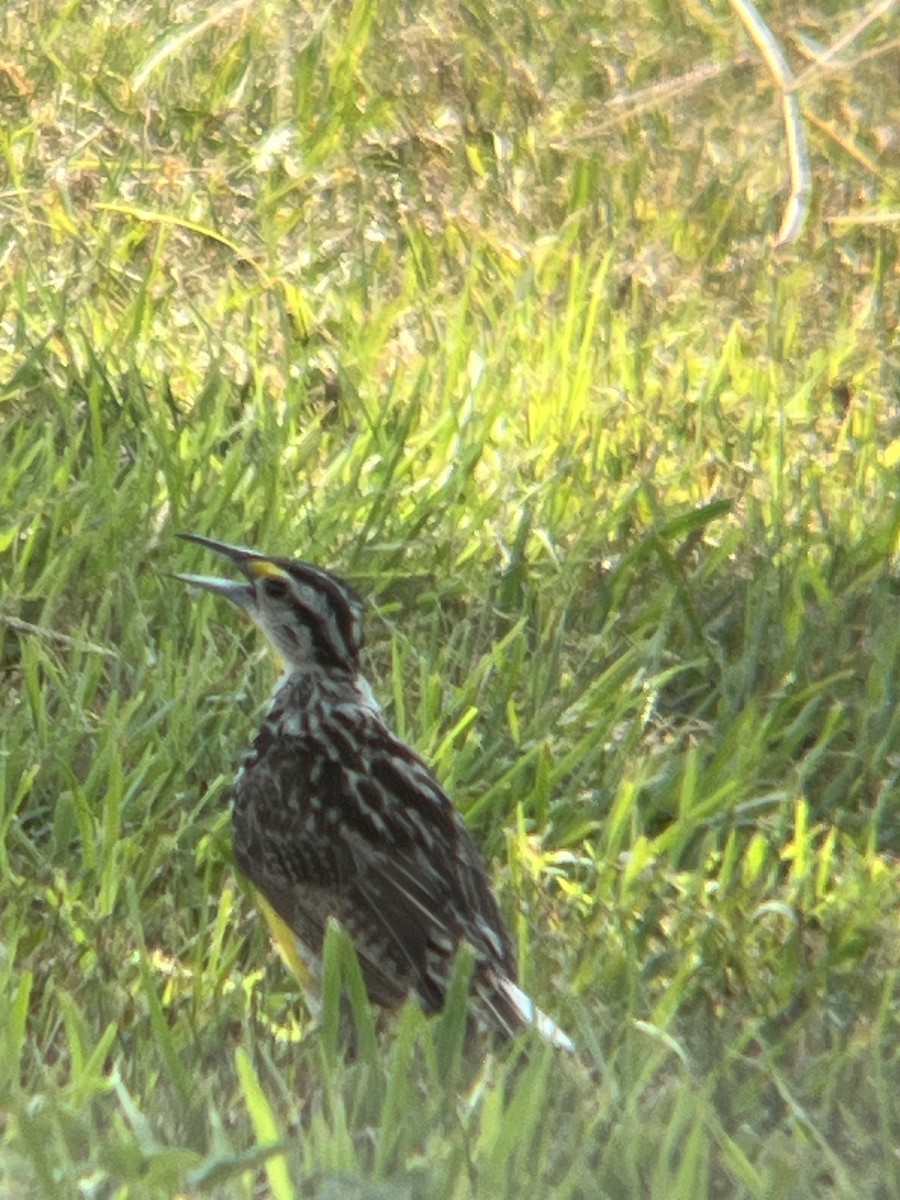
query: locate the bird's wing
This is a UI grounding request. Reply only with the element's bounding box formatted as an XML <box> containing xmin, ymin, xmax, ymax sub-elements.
<box><xmin>329</xmin><ymin>720</ymin><xmax>518</xmax><ymax>1005</ymax></box>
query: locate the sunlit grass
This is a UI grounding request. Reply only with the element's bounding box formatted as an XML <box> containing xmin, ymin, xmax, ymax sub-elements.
<box><xmin>2</xmin><ymin>0</ymin><xmax>899</xmax><ymax>1195</ymax></box>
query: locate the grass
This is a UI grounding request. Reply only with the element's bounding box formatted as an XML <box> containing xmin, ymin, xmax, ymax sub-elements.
<box><xmin>1</xmin><ymin>0</ymin><xmax>899</xmax><ymax>1195</ymax></box>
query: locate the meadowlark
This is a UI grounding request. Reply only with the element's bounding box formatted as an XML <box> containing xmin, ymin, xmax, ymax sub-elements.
<box><xmin>177</xmin><ymin>533</ymin><xmax>572</xmax><ymax>1050</ymax></box>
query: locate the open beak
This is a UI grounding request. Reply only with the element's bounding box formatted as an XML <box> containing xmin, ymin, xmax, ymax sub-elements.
<box><xmin>173</xmin><ymin>533</ymin><xmax>268</xmax><ymax>609</ymax></box>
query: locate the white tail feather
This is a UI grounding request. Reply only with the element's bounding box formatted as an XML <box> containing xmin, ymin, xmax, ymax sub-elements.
<box><xmin>496</xmin><ymin>977</ymin><xmax>575</xmax><ymax>1052</ymax></box>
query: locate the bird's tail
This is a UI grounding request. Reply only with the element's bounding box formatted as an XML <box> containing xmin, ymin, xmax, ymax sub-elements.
<box><xmin>482</xmin><ymin>974</ymin><xmax>575</xmax><ymax>1052</ymax></box>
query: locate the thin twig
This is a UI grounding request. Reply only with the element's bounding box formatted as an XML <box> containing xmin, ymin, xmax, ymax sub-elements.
<box><xmin>827</xmin><ymin>210</ymin><xmax>900</xmax><ymax>227</ymax></box>
<box><xmin>546</xmin><ymin>55</ymin><xmax>751</xmax><ymax>145</ymax></box>
<box><xmin>792</xmin><ymin>0</ymin><xmax>899</xmax><ymax>91</ymax></box>
<box><xmin>730</xmin><ymin>0</ymin><xmax>811</xmax><ymax>245</ymax></box>
<box><xmin>805</xmin><ymin>109</ymin><xmax>887</xmax><ymax>180</ymax></box>
<box><xmin>604</xmin><ymin>56</ymin><xmax>750</xmax><ymax>116</ymax></box>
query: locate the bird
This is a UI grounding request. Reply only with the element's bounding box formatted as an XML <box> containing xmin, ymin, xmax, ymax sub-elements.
<box><xmin>176</xmin><ymin>533</ymin><xmax>573</xmax><ymax>1051</ymax></box>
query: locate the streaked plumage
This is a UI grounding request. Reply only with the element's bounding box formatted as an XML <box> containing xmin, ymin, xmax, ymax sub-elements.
<box><xmin>177</xmin><ymin>533</ymin><xmax>572</xmax><ymax>1049</ymax></box>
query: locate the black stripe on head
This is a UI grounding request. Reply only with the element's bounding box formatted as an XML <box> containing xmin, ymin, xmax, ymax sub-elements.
<box><xmin>274</xmin><ymin>557</ymin><xmax>365</xmax><ymax>658</ymax></box>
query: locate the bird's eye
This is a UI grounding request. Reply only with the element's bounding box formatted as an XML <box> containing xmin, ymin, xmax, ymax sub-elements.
<box><xmin>263</xmin><ymin>577</ymin><xmax>290</xmax><ymax>601</ymax></box>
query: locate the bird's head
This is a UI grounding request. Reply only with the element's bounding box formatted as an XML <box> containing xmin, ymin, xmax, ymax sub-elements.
<box><xmin>176</xmin><ymin>533</ymin><xmax>365</xmax><ymax>674</ymax></box>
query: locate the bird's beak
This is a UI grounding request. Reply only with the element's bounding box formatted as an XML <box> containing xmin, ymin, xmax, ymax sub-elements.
<box><xmin>173</xmin><ymin>533</ymin><xmax>278</xmax><ymax>609</ymax></box>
